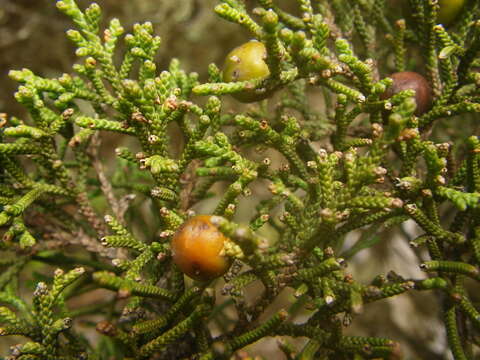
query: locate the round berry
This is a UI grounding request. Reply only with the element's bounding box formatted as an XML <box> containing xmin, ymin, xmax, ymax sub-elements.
<box><xmin>382</xmin><ymin>71</ymin><xmax>433</xmax><ymax>116</ymax></box>
<box><xmin>438</xmin><ymin>0</ymin><xmax>465</xmax><ymax>26</ymax></box>
<box><xmin>171</xmin><ymin>215</ymin><xmax>232</xmax><ymax>282</ymax></box>
<box><xmin>222</xmin><ymin>40</ymin><xmax>271</xmax><ymax>103</ymax></box>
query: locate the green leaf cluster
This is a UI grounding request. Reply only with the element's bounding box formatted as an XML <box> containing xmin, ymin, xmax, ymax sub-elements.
<box><xmin>0</xmin><ymin>0</ymin><xmax>480</xmax><ymax>359</ymax></box>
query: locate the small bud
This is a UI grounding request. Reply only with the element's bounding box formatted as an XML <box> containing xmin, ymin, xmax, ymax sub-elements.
<box><xmin>62</xmin><ymin>108</ymin><xmax>74</xmax><ymax>119</ymax></box>
<box><xmin>112</xmin><ymin>259</ymin><xmax>123</xmax><ymax>266</ymax></box>
<box><xmin>0</xmin><ymin>113</ymin><xmax>7</xmax><ymax>128</ymax></box>
<box><xmin>390</xmin><ymin>198</ymin><xmax>404</xmax><ymax>208</ymax></box>
<box><xmin>96</xmin><ymin>320</ymin><xmax>117</xmax><ymax>336</ymax></box>
<box><xmin>436</xmin><ymin>175</ymin><xmax>446</xmax><ymax>185</ymax></box>
<box><xmin>131</xmin><ymin>111</ymin><xmax>149</xmax><ymax>123</ymax></box>
<box><xmin>117</xmin><ymin>288</ymin><xmax>131</xmax><ymax>299</ymax></box>
<box><xmin>34</xmin><ymin>282</ymin><xmax>49</xmax><ymax>297</ymax></box>
<box><xmin>54</xmin><ymin>268</ymin><xmax>64</xmax><ymax>277</ymax></box>
<box><xmin>148</xmin><ymin>135</ymin><xmax>159</xmax><ymax>144</ymax></box>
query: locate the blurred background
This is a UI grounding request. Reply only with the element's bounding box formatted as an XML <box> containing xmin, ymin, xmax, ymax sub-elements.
<box><xmin>0</xmin><ymin>0</ymin><xmax>471</xmax><ymax>358</ymax></box>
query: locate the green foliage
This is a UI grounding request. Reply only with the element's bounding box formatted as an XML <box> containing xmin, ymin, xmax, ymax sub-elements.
<box><xmin>0</xmin><ymin>0</ymin><xmax>480</xmax><ymax>359</ymax></box>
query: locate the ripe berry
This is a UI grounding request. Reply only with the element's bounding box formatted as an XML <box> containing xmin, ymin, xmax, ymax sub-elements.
<box><xmin>171</xmin><ymin>215</ymin><xmax>232</xmax><ymax>282</ymax></box>
<box><xmin>382</xmin><ymin>71</ymin><xmax>433</xmax><ymax>116</ymax></box>
<box><xmin>438</xmin><ymin>0</ymin><xmax>465</xmax><ymax>26</ymax></box>
<box><xmin>222</xmin><ymin>40</ymin><xmax>271</xmax><ymax>103</ymax></box>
